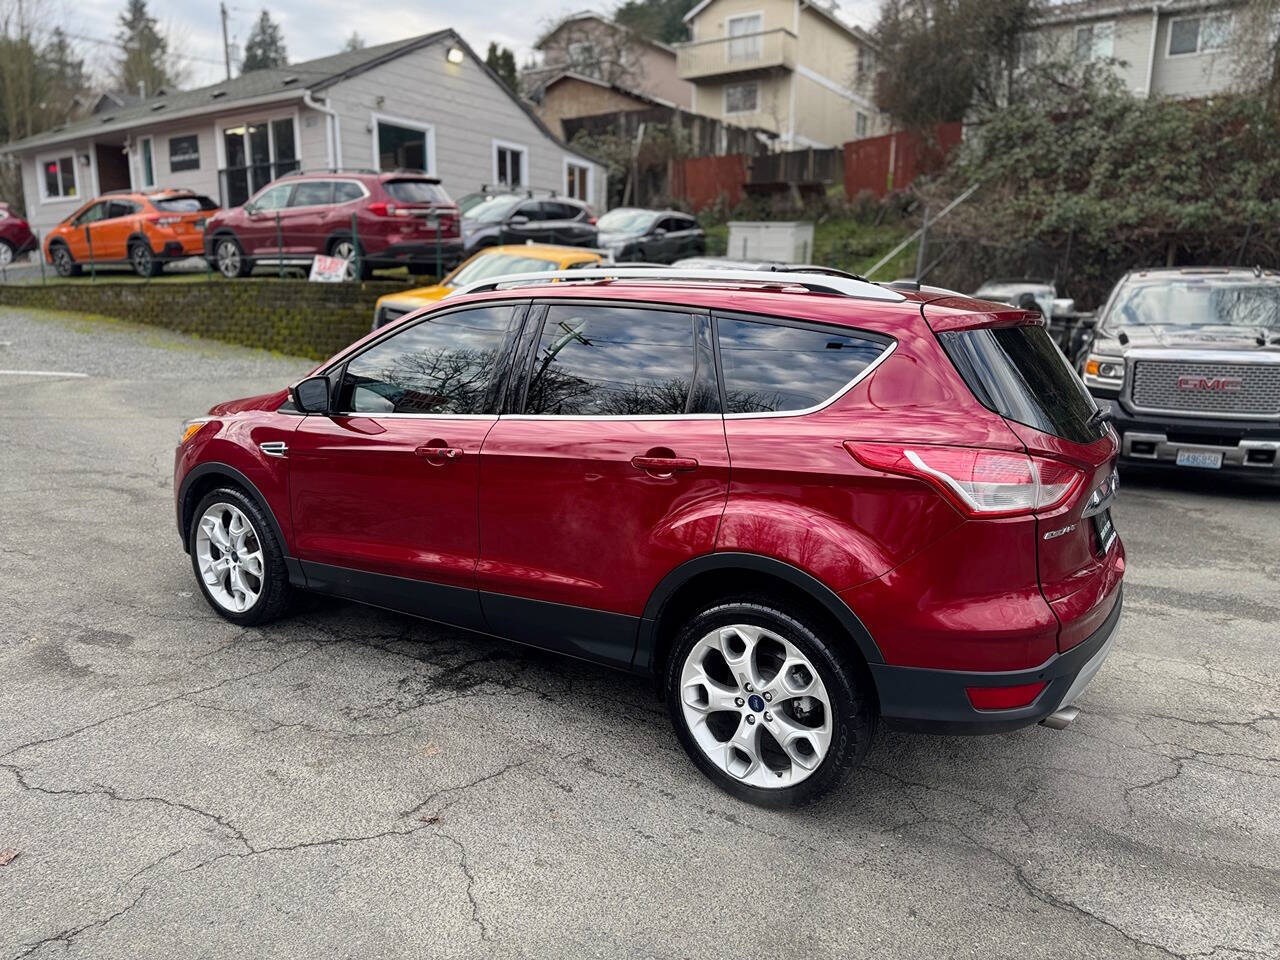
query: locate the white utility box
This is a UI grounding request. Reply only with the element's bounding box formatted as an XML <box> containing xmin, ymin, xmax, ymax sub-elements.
<box><xmin>726</xmin><ymin>221</ymin><xmax>816</xmax><ymax>264</ymax></box>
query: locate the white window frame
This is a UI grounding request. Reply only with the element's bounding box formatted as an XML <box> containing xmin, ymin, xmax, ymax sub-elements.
<box><xmin>35</xmin><ymin>148</ymin><xmax>83</xmax><ymax>204</ymax></box>
<box><xmin>139</xmin><ymin>135</ymin><xmax>156</xmax><ymax>188</ymax></box>
<box><xmin>370</xmin><ymin>112</ymin><xmax>437</xmax><ymax>174</ymax></box>
<box><xmin>1167</xmin><ymin>13</ymin><xmax>1232</xmax><ymax>57</ymax></box>
<box><xmin>726</xmin><ymin>12</ymin><xmax>764</xmax><ymax>62</ymax></box>
<box><xmin>563</xmin><ymin>157</ymin><xmax>592</xmax><ymax>204</ymax></box>
<box><xmin>855</xmin><ymin>112</ymin><xmax>868</xmax><ymax>139</ymax></box>
<box><xmin>492</xmin><ymin>139</ymin><xmax>528</xmax><ymax>188</ymax></box>
<box><xmin>724</xmin><ymin>81</ymin><xmax>759</xmax><ymax>116</ymax></box>
<box><xmin>1074</xmin><ymin>20</ymin><xmax>1115</xmax><ymax>61</ymax></box>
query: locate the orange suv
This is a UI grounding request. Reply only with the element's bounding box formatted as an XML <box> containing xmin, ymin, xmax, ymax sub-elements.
<box><xmin>45</xmin><ymin>189</ymin><xmax>219</xmax><ymax>277</ymax></box>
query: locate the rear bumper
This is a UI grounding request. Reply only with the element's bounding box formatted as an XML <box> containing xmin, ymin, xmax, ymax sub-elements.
<box><xmin>1098</xmin><ymin>397</ymin><xmax>1280</xmax><ymax>476</ymax></box>
<box><xmin>871</xmin><ymin>585</ymin><xmax>1123</xmax><ymax>734</ymax></box>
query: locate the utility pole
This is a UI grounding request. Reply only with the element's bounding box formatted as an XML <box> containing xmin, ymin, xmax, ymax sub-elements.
<box><xmin>220</xmin><ymin>2</ymin><xmax>232</xmax><ymax>80</ymax></box>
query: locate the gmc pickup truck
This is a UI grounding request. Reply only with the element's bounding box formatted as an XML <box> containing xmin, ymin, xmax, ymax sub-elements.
<box><xmin>1082</xmin><ymin>267</ymin><xmax>1280</xmax><ymax>477</ymax></box>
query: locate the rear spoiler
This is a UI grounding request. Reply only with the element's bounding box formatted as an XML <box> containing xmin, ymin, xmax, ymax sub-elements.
<box><xmin>920</xmin><ymin>295</ymin><xmax>1045</xmax><ymax>334</ymax></box>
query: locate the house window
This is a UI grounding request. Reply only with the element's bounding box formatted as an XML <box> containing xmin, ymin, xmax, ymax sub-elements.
<box><xmin>169</xmin><ymin>134</ymin><xmax>199</xmax><ymax>172</ymax></box>
<box><xmin>140</xmin><ymin>136</ymin><xmax>156</xmax><ymax>188</ymax></box>
<box><xmin>1169</xmin><ymin>14</ymin><xmax>1231</xmax><ymax>56</ymax></box>
<box><xmin>855</xmin><ymin>112</ymin><xmax>868</xmax><ymax>139</ymax></box>
<box><xmin>725</xmin><ymin>82</ymin><xmax>758</xmax><ymax>114</ymax></box>
<box><xmin>565</xmin><ymin>160</ymin><xmax>590</xmax><ymax>201</ymax></box>
<box><xmin>727</xmin><ymin>13</ymin><xmax>763</xmax><ymax>62</ymax></box>
<box><xmin>494</xmin><ymin>141</ymin><xmax>526</xmax><ymax>187</ymax></box>
<box><xmin>221</xmin><ymin>117</ymin><xmax>299</xmax><ymax>207</ymax></box>
<box><xmin>375</xmin><ymin>118</ymin><xmax>433</xmax><ymax>172</ymax></box>
<box><xmin>1074</xmin><ymin>21</ymin><xmax>1114</xmax><ymax>61</ymax></box>
<box><xmin>41</xmin><ymin>153</ymin><xmax>78</xmax><ymax>200</ymax></box>
<box><xmin>856</xmin><ymin>45</ymin><xmax>876</xmax><ymax>81</ymax></box>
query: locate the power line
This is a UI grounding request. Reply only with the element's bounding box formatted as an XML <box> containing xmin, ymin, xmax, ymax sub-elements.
<box><xmin>58</xmin><ymin>30</ymin><xmax>229</xmax><ymax>67</ymax></box>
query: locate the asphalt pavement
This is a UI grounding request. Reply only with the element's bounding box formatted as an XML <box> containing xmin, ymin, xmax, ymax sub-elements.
<box><xmin>1</xmin><ymin>306</ymin><xmax>1277</xmax><ymax>960</ymax></box>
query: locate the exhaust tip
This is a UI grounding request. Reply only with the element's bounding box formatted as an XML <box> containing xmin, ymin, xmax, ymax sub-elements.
<box><xmin>1039</xmin><ymin>705</ymin><xmax>1079</xmax><ymax>730</ymax></box>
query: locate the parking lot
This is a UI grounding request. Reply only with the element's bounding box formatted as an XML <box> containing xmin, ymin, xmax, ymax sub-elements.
<box><xmin>1</xmin><ymin>306</ymin><xmax>1277</xmax><ymax>959</ymax></box>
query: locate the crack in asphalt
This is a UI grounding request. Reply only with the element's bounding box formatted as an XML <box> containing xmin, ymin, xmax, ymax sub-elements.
<box><xmin>9</xmin><ymin>883</ymin><xmax>151</xmax><ymax>960</ymax></box>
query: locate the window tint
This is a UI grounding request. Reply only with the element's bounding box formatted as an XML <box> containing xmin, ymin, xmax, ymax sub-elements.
<box><xmin>106</xmin><ymin>200</ymin><xmax>138</xmax><ymax>219</ymax></box>
<box><xmin>939</xmin><ymin>325</ymin><xmax>1102</xmax><ymax>444</ymax></box>
<box><xmin>718</xmin><ymin>317</ymin><xmax>890</xmax><ymax>414</ymax></box>
<box><xmin>516</xmin><ymin>201</ymin><xmax>545</xmax><ymax>221</ymax></box>
<box><xmin>523</xmin><ymin>305</ymin><xmax>718</xmax><ymax>416</ymax></box>
<box><xmin>290</xmin><ymin>181</ymin><xmax>333</xmax><ymax>207</ymax></box>
<box><xmin>153</xmin><ymin>195</ymin><xmax>218</xmax><ymax>212</ymax></box>
<box><xmin>338</xmin><ymin>305</ymin><xmax>519</xmax><ymax>415</ymax></box>
<box><xmin>383</xmin><ymin>179</ymin><xmax>448</xmax><ymax>203</ymax></box>
<box><xmin>333</xmin><ymin>181</ymin><xmax>365</xmax><ymax>203</ymax></box>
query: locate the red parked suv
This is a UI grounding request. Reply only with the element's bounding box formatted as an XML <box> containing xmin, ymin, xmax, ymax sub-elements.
<box><xmin>203</xmin><ymin>170</ymin><xmax>461</xmax><ymax>280</ymax></box>
<box><xmin>174</xmin><ymin>268</ymin><xmax>1125</xmax><ymax>806</ymax></box>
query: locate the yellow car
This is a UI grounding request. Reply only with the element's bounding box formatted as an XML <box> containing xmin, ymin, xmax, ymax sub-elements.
<box><xmin>372</xmin><ymin>244</ymin><xmax>605</xmax><ymax>330</ymax></box>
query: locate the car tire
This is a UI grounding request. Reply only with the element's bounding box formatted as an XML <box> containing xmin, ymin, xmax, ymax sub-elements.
<box><xmin>329</xmin><ymin>237</ymin><xmax>373</xmax><ymax>281</ymax></box>
<box><xmin>50</xmin><ymin>243</ymin><xmax>80</xmax><ymax>278</ymax></box>
<box><xmin>188</xmin><ymin>485</ymin><xmax>292</xmax><ymax>626</ymax></box>
<box><xmin>214</xmin><ymin>236</ymin><xmax>251</xmax><ymax>279</ymax></box>
<box><xmin>130</xmin><ymin>241</ymin><xmax>159</xmax><ymax>278</ymax></box>
<box><xmin>665</xmin><ymin>599</ymin><xmax>876</xmax><ymax>808</ymax></box>
<box><xmin>0</xmin><ymin>239</ymin><xmax>15</xmax><ymax>268</ymax></box>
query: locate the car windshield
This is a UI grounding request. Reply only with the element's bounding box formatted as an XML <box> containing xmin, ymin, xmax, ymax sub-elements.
<box><xmin>446</xmin><ymin>254</ymin><xmax>558</xmax><ymax>287</ymax></box>
<box><xmin>1109</xmin><ymin>279</ymin><xmax>1280</xmax><ymax>330</ymax></box>
<box><xmin>384</xmin><ymin>180</ymin><xmax>448</xmax><ymax>204</ymax></box>
<box><xmin>152</xmin><ymin>195</ymin><xmax>218</xmax><ymax>212</ymax></box>
<box><xmin>466</xmin><ymin>196</ymin><xmax>523</xmax><ymax>223</ymax></box>
<box><xmin>597</xmin><ymin>209</ymin><xmax>655</xmax><ymax>233</ymax></box>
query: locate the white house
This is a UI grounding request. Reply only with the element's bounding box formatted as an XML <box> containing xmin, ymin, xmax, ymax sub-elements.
<box><xmin>1</xmin><ymin>30</ymin><xmax>607</xmax><ymax>235</ymax></box>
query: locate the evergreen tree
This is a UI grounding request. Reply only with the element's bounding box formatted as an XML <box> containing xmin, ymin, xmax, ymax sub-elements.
<box><xmin>115</xmin><ymin>0</ymin><xmax>171</xmax><ymax>96</ymax></box>
<box><xmin>343</xmin><ymin>31</ymin><xmax>365</xmax><ymax>52</ymax></box>
<box><xmin>485</xmin><ymin>42</ymin><xmax>517</xmax><ymax>91</ymax></box>
<box><xmin>241</xmin><ymin>10</ymin><xmax>287</xmax><ymax>73</ymax></box>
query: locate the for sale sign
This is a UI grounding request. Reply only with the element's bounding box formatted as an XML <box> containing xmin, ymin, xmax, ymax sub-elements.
<box><xmin>309</xmin><ymin>254</ymin><xmax>349</xmax><ymax>283</ymax></box>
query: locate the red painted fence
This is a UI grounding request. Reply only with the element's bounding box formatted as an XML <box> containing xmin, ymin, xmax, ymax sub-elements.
<box><xmin>843</xmin><ymin>123</ymin><xmax>964</xmax><ymax>200</ymax></box>
<box><xmin>669</xmin><ymin>154</ymin><xmax>748</xmax><ymax>212</ymax></box>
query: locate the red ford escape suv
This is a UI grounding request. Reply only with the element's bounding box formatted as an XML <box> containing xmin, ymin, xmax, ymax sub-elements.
<box><xmin>204</xmin><ymin>170</ymin><xmax>461</xmax><ymax>280</ymax></box>
<box><xmin>174</xmin><ymin>268</ymin><xmax>1124</xmax><ymax>806</ymax></box>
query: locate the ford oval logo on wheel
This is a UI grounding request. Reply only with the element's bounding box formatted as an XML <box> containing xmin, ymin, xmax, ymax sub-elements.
<box><xmin>748</xmin><ymin>694</ymin><xmax>765</xmax><ymax>712</ymax></box>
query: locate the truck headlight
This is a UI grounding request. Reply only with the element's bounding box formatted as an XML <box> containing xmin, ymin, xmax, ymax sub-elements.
<box><xmin>1084</xmin><ymin>355</ymin><xmax>1124</xmax><ymax>389</ymax></box>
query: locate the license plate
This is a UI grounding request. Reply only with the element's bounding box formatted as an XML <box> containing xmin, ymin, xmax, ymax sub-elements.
<box><xmin>1175</xmin><ymin>450</ymin><xmax>1223</xmax><ymax>469</ymax></box>
<box><xmin>1092</xmin><ymin>508</ymin><xmax>1116</xmax><ymax>553</ymax></box>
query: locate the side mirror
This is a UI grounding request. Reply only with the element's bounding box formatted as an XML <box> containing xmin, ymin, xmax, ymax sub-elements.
<box><xmin>650</xmin><ymin>227</ymin><xmax>667</xmax><ymax>238</ymax></box>
<box><xmin>292</xmin><ymin>376</ymin><xmax>331</xmax><ymax>414</ymax></box>
<box><xmin>244</xmin><ymin>202</ymin><xmax>260</xmax><ymax>216</ymax></box>
<box><xmin>507</xmin><ymin>214</ymin><xmax>529</xmax><ymax>226</ymax></box>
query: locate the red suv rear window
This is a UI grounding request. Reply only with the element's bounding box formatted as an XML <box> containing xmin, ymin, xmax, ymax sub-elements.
<box><xmin>383</xmin><ymin>180</ymin><xmax>449</xmax><ymax>204</ymax></box>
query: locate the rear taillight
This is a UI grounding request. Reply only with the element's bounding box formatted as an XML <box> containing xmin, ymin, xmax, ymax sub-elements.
<box><xmin>368</xmin><ymin>202</ymin><xmax>399</xmax><ymax>217</ymax></box>
<box><xmin>844</xmin><ymin>442</ymin><xmax>1084</xmax><ymax>517</ymax></box>
<box><xmin>438</xmin><ymin>213</ymin><xmax>459</xmax><ymax>236</ymax></box>
<box><xmin>148</xmin><ymin>214</ymin><xmax>182</xmax><ymax>227</ymax></box>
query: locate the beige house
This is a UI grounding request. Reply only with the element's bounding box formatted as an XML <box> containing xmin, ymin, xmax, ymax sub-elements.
<box><xmin>676</xmin><ymin>0</ymin><xmax>886</xmax><ymax>148</ymax></box>
<box><xmin>1024</xmin><ymin>0</ymin><xmax>1244</xmax><ymax>98</ymax></box>
<box><xmin>524</xmin><ymin>11</ymin><xmax>694</xmax><ymax>108</ymax></box>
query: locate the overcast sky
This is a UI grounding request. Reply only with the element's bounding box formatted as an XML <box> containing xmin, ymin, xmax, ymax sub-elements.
<box><xmin>69</xmin><ymin>0</ymin><xmax>882</xmax><ymax>89</ymax></box>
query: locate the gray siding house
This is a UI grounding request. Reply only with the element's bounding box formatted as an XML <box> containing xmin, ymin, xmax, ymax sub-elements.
<box><xmin>2</xmin><ymin>30</ymin><xmax>606</xmax><ymax>236</ymax></box>
<box><xmin>1024</xmin><ymin>0</ymin><xmax>1244</xmax><ymax>99</ymax></box>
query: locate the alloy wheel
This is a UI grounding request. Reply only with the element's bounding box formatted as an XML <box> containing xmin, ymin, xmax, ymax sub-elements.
<box><xmin>679</xmin><ymin>623</ymin><xmax>834</xmax><ymax>788</ymax></box>
<box><xmin>216</xmin><ymin>240</ymin><xmax>242</xmax><ymax>278</ymax></box>
<box><xmin>194</xmin><ymin>502</ymin><xmax>265</xmax><ymax>614</ymax></box>
<box><xmin>53</xmin><ymin>247</ymin><xmax>72</xmax><ymax>276</ymax></box>
<box><xmin>332</xmin><ymin>240</ymin><xmax>357</xmax><ymax>280</ymax></box>
<box><xmin>131</xmin><ymin>244</ymin><xmax>153</xmax><ymax>276</ymax></box>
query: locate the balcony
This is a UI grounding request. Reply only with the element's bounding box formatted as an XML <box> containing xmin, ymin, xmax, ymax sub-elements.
<box><xmin>676</xmin><ymin>28</ymin><xmax>797</xmax><ymax>82</ymax></box>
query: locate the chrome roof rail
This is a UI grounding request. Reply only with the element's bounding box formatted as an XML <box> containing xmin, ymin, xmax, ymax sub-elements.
<box><xmin>455</xmin><ymin>266</ymin><xmax>906</xmax><ymax>301</ymax></box>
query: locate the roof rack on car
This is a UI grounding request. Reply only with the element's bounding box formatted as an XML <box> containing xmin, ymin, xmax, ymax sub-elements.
<box><xmin>456</xmin><ymin>266</ymin><xmax>906</xmax><ymax>301</ymax></box>
<box><xmin>278</xmin><ymin>167</ymin><xmax>380</xmax><ymax>178</ymax></box>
